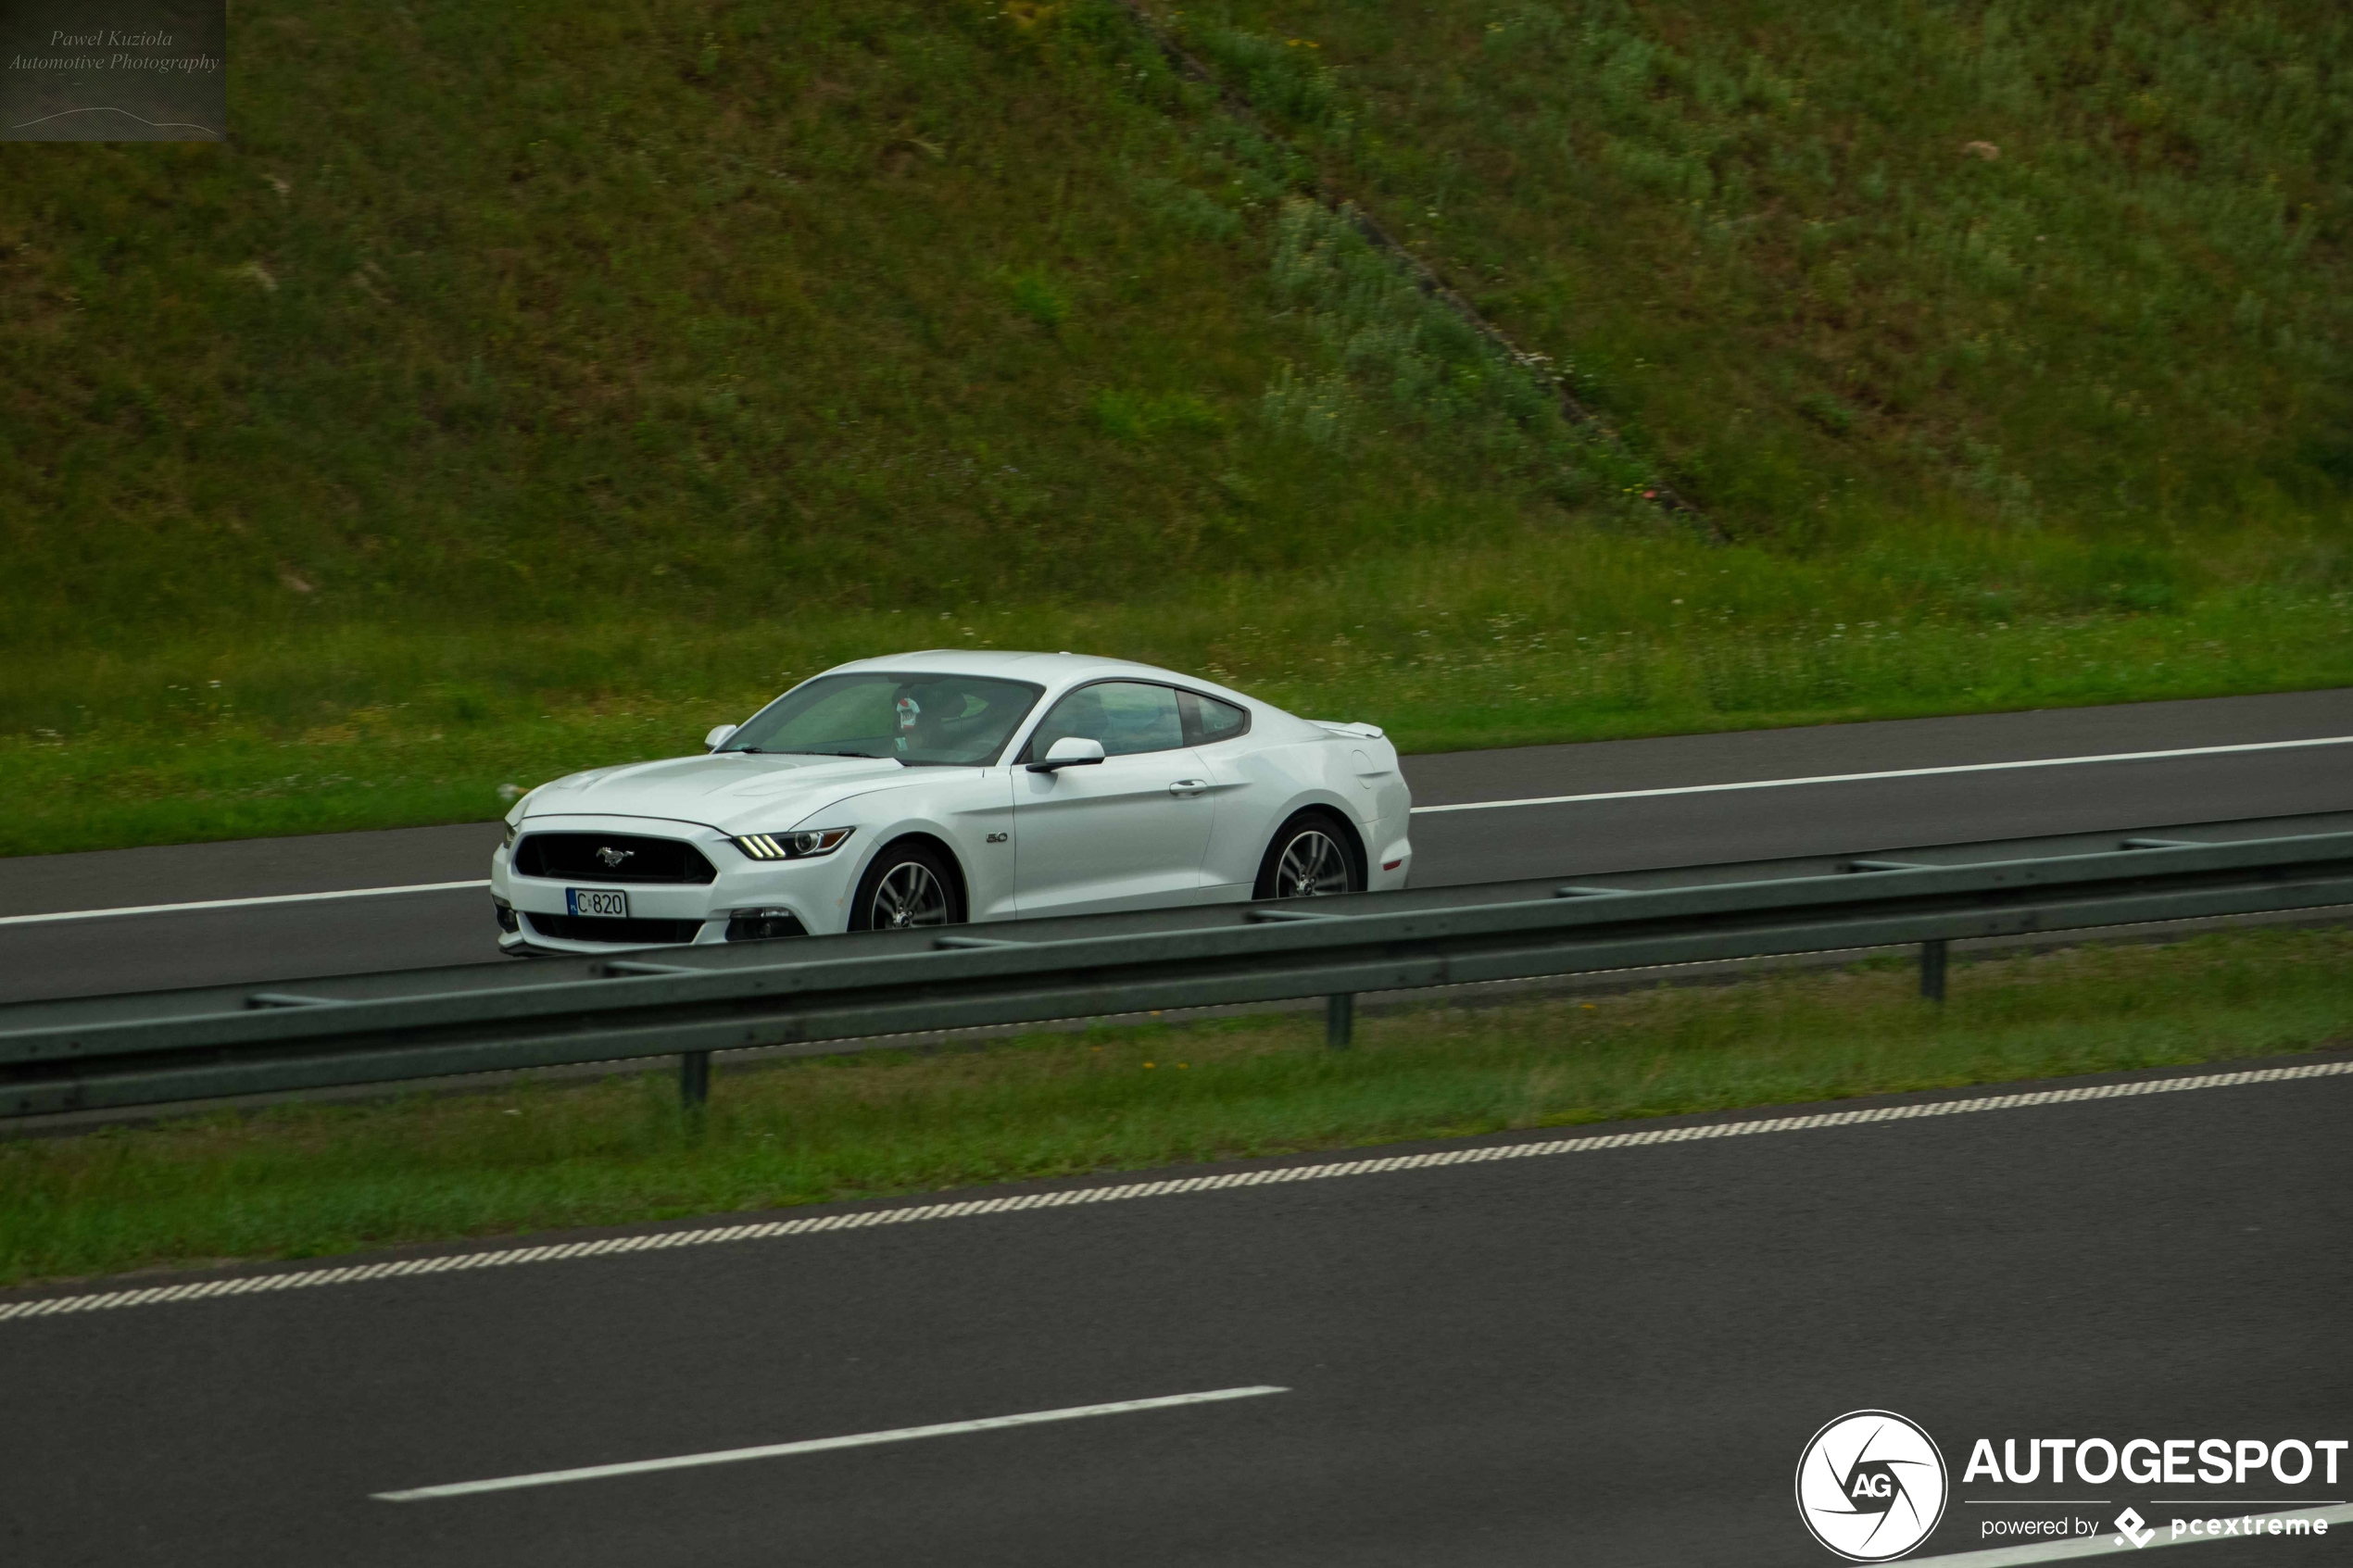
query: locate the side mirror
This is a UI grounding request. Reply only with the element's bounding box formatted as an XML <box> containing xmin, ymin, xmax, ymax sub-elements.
<box><xmin>1027</xmin><ymin>735</ymin><xmax>1106</xmax><ymax>773</ymax></box>
<box><xmin>705</xmin><ymin>724</ymin><xmax>738</xmax><ymax>752</ymax></box>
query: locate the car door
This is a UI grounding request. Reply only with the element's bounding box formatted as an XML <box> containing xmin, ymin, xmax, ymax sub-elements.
<box><xmin>1012</xmin><ymin>681</ymin><xmax>1214</xmax><ymax>916</ymax></box>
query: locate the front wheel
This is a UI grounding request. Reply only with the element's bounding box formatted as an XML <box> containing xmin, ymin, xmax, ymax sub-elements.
<box><xmin>1252</xmin><ymin>811</ymin><xmax>1361</xmax><ymax>900</ymax></box>
<box><xmin>849</xmin><ymin>842</ymin><xmax>964</xmax><ymax>931</ymax></box>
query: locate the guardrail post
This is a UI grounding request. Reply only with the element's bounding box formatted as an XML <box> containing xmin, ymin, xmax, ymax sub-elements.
<box><xmin>679</xmin><ymin>1049</ymin><xmax>711</xmax><ymax>1111</ymax></box>
<box><xmin>1326</xmin><ymin>993</ymin><xmax>1353</xmax><ymax>1048</ymax></box>
<box><xmin>1919</xmin><ymin>940</ymin><xmax>1948</xmax><ymax>1003</ymax></box>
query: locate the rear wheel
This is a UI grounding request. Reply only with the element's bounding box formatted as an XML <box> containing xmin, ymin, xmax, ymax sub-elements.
<box><xmin>1252</xmin><ymin>810</ymin><xmax>1360</xmax><ymax>901</ymax></box>
<box><xmin>849</xmin><ymin>842</ymin><xmax>964</xmax><ymax>931</ymax></box>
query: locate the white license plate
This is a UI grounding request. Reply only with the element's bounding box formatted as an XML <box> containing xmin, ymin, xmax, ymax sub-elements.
<box><xmin>566</xmin><ymin>888</ymin><xmax>630</xmax><ymax>920</ymax></box>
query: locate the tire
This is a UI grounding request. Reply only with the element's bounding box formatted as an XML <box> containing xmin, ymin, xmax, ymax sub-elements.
<box><xmin>849</xmin><ymin>841</ymin><xmax>965</xmax><ymax>932</ymax></box>
<box><xmin>1252</xmin><ymin>810</ymin><xmax>1361</xmax><ymax>901</ymax></box>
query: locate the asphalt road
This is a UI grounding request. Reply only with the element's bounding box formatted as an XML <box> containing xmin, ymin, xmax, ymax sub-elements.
<box><xmin>2</xmin><ymin>687</ymin><xmax>2347</xmax><ymax>1004</ymax></box>
<box><xmin>3</xmin><ymin>1058</ymin><xmax>2346</xmax><ymax>1567</ymax></box>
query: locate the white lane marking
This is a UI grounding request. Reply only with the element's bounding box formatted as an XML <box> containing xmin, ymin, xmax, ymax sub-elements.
<box><xmin>373</xmin><ymin>1386</ymin><xmax>1288</xmax><ymax>1501</ymax></box>
<box><xmin>1407</xmin><ymin>734</ymin><xmax>2353</xmax><ymax>814</ymax></box>
<box><xmin>1906</xmin><ymin>1502</ymin><xmax>2353</xmax><ymax>1564</ymax></box>
<box><xmin>0</xmin><ymin>880</ymin><xmax>491</xmax><ymax>927</ymax></box>
<box><xmin>5</xmin><ymin>1057</ymin><xmax>2347</xmax><ymax>1324</ymax></box>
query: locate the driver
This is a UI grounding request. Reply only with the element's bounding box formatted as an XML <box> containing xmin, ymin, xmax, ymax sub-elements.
<box><xmin>893</xmin><ymin>684</ymin><xmax>954</xmax><ymax>759</ymax></box>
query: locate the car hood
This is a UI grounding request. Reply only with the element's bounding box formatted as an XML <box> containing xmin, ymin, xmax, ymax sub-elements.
<box><xmin>521</xmin><ymin>753</ymin><xmax>914</xmax><ymax>830</ymax></box>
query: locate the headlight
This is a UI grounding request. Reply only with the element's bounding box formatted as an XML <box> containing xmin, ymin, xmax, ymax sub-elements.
<box><xmin>501</xmin><ymin>821</ymin><xmax>519</xmax><ymax>851</ymax></box>
<box><xmin>733</xmin><ymin>826</ymin><xmax>854</xmax><ymax>860</ymax></box>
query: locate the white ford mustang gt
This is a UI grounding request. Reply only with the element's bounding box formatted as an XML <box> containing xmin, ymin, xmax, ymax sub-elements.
<box><xmin>491</xmin><ymin>650</ymin><xmax>1413</xmax><ymax>952</ymax></box>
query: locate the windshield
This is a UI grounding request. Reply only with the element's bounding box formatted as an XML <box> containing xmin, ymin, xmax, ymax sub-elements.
<box><xmin>722</xmin><ymin>671</ymin><xmax>1044</xmax><ymax>767</ymax></box>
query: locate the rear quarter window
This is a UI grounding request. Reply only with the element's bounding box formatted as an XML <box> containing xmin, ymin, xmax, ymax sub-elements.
<box><xmin>1178</xmin><ymin>690</ymin><xmax>1252</xmax><ymax>746</ymax></box>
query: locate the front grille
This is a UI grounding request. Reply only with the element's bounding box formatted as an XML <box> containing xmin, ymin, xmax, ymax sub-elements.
<box><xmin>513</xmin><ymin>833</ymin><xmax>717</xmax><ymax>884</ymax></box>
<box><xmin>524</xmin><ymin>912</ymin><xmax>706</xmax><ymax>945</ymax></box>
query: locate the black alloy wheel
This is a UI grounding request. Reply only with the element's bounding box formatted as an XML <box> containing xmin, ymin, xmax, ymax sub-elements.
<box><xmin>849</xmin><ymin>842</ymin><xmax>964</xmax><ymax>931</ymax></box>
<box><xmin>1253</xmin><ymin>810</ymin><xmax>1361</xmax><ymax>900</ymax></box>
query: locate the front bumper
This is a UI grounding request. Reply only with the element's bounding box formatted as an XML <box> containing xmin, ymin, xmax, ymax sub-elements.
<box><xmin>491</xmin><ymin>814</ymin><xmax>860</xmax><ymax>954</ymax></box>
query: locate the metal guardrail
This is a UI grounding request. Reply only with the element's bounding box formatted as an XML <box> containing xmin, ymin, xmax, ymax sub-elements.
<box><xmin>4</xmin><ymin>830</ymin><xmax>2350</xmax><ymax>1121</ymax></box>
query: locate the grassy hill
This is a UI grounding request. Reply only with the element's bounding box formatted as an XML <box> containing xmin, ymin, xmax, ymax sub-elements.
<box><xmin>1189</xmin><ymin>0</ymin><xmax>2353</xmax><ymax>533</ymax></box>
<box><xmin>3</xmin><ymin>0</ymin><xmax>2348</xmax><ymax>854</ymax></box>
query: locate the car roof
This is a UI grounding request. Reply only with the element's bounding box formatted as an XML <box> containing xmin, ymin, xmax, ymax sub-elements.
<box><xmin>833</xmin><ymin>648</ymin><xmax>1186</xmax><ymax>686</ymax></box>
<box><xmin>824</xmin><ymin>648</ymin><xmax>1231</xmax><ymax>695</ymax></box>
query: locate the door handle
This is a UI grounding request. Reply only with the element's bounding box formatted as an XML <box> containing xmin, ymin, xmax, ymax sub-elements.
<box><xmin>1169</xmin><ymin>779</ymin><xmax>1210</xmax><ymax>797</ymax></box>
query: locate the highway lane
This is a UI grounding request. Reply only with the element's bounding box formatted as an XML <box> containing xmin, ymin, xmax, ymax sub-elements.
<box><xmin>2</xmin><ymin>1057</ymin><xmax>2346</xmax><ymax>1566</ymax></box>
<box><xmin>1</xmin><ymin>687</ymin><xmax>2347</xmax><ymax>1004</ymax></box>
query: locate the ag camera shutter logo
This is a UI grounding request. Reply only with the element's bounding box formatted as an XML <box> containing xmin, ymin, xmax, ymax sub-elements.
<box><xmin>1796</xmin><ymin>1411</ymin><xmax>1950</xmax><ymax>1562</ymax></box>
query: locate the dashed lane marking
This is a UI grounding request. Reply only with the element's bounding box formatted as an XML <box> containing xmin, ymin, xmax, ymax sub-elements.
<box><xmin>0</xmin><ymin>880</ymin><xmax>492</xmax><ymax>927</ymax></box>
<box><xmin>4</xmin><ymin>1059</ymin><xmax>2348</xmax><ymax>1324</ymax></box>
<box><xmin>372</xmin><ymin>1386</ymin><xmax>1290</xmax><ymax>1500</ymax></box>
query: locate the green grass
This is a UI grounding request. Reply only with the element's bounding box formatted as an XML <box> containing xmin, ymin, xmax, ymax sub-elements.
<box><xmin>4</xmin><ymin>0</ymin><xmax>1629</xmax><ymax>640</ymax></box>
<box><xmin>4</xmin><ymin>0</ymin><xmax>2348</xmax><ymax>856</ymax></box>
<box><xmin>5</xmin><ymin>924</ymin><xmax>2347</xmax><ymax>1287</ymax></box>
<box><xmin>1179</xmin><ymin>0</ymin><xmax>2353</xmax><ymax>535</ymax></box>
<box><xmin>7</xmin><ymin>533</ymin><xmax>2349</xmax><ymax>854</ymax></box>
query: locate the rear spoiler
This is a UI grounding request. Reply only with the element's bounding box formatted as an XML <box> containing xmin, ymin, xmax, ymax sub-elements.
<box><xmin>1313</xmin><ymin>721</ymin><xmax>1386</xmax><ymax>739</ymax></box>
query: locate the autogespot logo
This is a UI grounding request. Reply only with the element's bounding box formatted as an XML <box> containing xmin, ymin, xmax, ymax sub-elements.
<box><xmin>1796</xmin><ymin>1411</ymin><xmax>1951</xmax><ymax>1562</ymax></box>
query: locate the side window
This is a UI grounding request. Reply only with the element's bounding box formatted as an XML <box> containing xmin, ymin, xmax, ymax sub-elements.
<box><xmin>1178</xmin><ymin>690</ymin><xmax>1251</xmax><ymax>746</ymax></box>
<box><xmin>1029</xmin><ymin>682</ymin><xmax>1185</xmax><ymax>759</ymax></box>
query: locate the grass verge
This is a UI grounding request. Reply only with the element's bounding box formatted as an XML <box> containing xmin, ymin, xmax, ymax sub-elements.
<box><xmin>9</xmin><ymin>532</ymin><xmax>2348</xmax><ymax>857</ymax></box>
<box><xmin>4</xmin><ymin>924</ymin><xmax>2347</xmax><ymax>1289</ymax></box>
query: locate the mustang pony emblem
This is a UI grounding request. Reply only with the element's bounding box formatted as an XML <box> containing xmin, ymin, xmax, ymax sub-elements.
<box><xmin>595</xmin><ymin>847</ymin><xmax>634</xmax><ymax>868</ymax></box>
